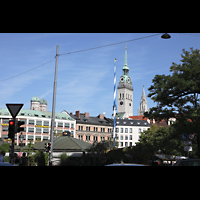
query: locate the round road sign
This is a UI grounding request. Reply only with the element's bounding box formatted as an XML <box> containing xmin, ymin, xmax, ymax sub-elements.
<box><xmin>189</xmin><ymin>134</ymin><xmax>195</xmax><ymax>140</ymax></box>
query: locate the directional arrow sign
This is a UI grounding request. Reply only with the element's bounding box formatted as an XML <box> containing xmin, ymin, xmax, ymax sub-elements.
<box><xmin>6</xmin><ymin>103</ymin><xmax>24</xmax><ymax>118</ymax></box>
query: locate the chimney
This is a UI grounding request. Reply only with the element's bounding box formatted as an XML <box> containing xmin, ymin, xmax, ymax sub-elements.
<box><xmin>98</xmin><ymin>114</ymin><xmax>104</xmax><ymax>119</ymax></box>
<box><xmin>85</xmin><ymin>112</ymin><xmax>89</xmax><ymax>118</ymax></box>
<box><xmin>76</xmin><ymin>111</ymin><xmax>80</xmax><ymax>118</ymax></box>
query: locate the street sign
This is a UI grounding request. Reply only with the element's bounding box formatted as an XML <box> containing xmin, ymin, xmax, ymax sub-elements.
<box><xmin>184</xmin><ymin>141</ymin><xmax>192</xmax><ymax>145</ymax></box>
<box><xmin>189</xmin><ymin>134</ymin><xmax>195</xmax><ymax>140</ymax></box>
<box><xmin>181</xmin><ymin>133</ymin><xmax>188</xmax><ymax>141</ymax></box>
<box><xmin>18</xmin><ymin>152</ymin><xmax>22</xmax><ymax>157</ymax></box>
<box><xmin>6</xmin><ymin>104</ymin><xmax>24</xmax><ymax>118</ymax></box>
<box><xmin>184</xmin><ymin>146</ymin><xmax>192</xmax><ymax>151</ymax></box>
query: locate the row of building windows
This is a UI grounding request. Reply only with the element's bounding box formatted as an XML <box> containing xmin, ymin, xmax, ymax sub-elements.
<box><xmin>115</xmin><ymin>127</ymin><xmax>143</xmax><ymax>133</ymax></box>
<box><xmin>119</xmin><ymin>93</ymin><xmax>132</xmax><ymax>100</ymax></box>
<box><xmin>1</xmin><ymin>118</ymin><xmax>74</xmax><ymax>128</ymax></box>
<box><xmin>78</xmin><ymin>125</ymin><xmax>112</xmax><ymax>133</ymax></box>
<box><xmin>78</xmin><ymin>135</ymin><xmax>110</xmax><ymax>142</ymax></box>
<box><xmin>119</xmin><ymin>142</ymin><xmax>133</xmax><ymax>147</ymax></box>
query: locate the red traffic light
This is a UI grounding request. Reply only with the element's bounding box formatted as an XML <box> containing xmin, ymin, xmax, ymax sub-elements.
<box><xmin>9</xmin><ymin>121</ymin><xmax>14</xmax><ymax>125</ymax></box>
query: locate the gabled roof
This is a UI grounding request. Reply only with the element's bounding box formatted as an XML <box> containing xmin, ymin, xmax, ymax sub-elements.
<box><xmin>33</xmin><ymin>136</ymin><xmax>91</xmax><ymax>152</ymax></box>
<box><xmin>71</xmin><ymin>113</ymin><xmax>113</xmax><ymax>126</ymax></box>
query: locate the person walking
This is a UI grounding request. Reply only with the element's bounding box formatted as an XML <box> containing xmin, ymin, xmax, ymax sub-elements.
<box><xmin>0</xmin><ymin>151</ymin><xmax>5</xmax><ymax>162</ymax></box>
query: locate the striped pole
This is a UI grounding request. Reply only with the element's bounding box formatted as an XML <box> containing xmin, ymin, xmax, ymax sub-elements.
<box><xmin>113</xmin><ymin>58</ymin><xmax>117</xmax><ymax>147</ymax></box>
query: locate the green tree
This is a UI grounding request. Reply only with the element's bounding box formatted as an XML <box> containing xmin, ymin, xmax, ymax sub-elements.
<box><xmin>127</xmin><ymin>124</ymin><xmax>185</xmax><ymax>164</ymax></box>
<box><xmin>145</xmin><ymin>48</ymin><xmax>200</xmax><ymax>157</ymax></box>
<box><xmin>0</xmin><ymin>143</ymin><xmax>10</xmax><ymax>152</ymax></box>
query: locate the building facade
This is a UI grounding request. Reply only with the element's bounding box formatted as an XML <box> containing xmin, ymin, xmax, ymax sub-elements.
<box><xmin>70</xmin><ymin>111</ymin><xmax>113</xmax><ymax>144</ymax></box>
<box><xmin>117</xmin><ymin>45</ymin><xmax>133</xmax><ymax>118</ymax></box>
<box><xmin>0</xmin><ymin>97</ymin><xmax>76</xmax><ymax>146</ymax></box>
<box><xmin>115</xmin><ymin>119</ymin><xmax>150</xmax><ymax>148</ymax></box>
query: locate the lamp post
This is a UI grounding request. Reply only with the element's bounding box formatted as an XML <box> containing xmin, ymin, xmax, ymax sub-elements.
<box><xmin>49</xmin><ymin>45</ymin><xmax>59</xmax><ymax>166</ymax></box>
<box><xmin>19</xmin><ymin>132</ymin><xmax>23</xmax><ymax>153</ymax></box>
<box><xmin>161</xmin><ymin>33</ymin><xmax>171</xmax><ymax>39</ymax></box>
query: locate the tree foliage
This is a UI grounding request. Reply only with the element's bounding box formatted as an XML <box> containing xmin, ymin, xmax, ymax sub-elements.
<box><xmin>144</xmin><ymin>48</ymin><xmax>200</xmax><ymax>157</ymax></box>
<box><xmin>145</xmin><ymin>48</ymin><xmax>200</xmax><ymax>121</ymax></box>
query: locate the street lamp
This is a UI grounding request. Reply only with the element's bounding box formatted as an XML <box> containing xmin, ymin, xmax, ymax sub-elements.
<box><xmin>19</xmin><ymin>132</ymin><xmax>24</xmax><ymax>153</ymax></box>
<box><xmin>161</xmin><ymin>33</ymin><xmax>171</xmax><ymax>39</ymax></box>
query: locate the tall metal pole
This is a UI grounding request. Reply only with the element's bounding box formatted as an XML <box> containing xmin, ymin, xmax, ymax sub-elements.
<box><xmin>49</xmin><ymin>45</ymin><xmax>59</xmax><ymax>166</ymax></box>
<box><xmin>113</xmin><ymin>58</ymin><xmax>117</xmax><ymax>147</ymax></box>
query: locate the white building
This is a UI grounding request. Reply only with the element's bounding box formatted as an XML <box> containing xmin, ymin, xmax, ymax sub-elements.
<box><xmin>0</xmin><ymin>96</ymin><xmax>76</xmax><ymax>146</ymax></box>
<box><xmin>115</xmin><ymin>119</ymin><xmax>150</xmax><ymax>148</ymax></box>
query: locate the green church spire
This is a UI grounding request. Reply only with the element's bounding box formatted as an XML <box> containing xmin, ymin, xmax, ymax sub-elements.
<box><xmin>123</xmin><ymin>44</ymin><xmax>129</xmax><ymax>75</ymax></box>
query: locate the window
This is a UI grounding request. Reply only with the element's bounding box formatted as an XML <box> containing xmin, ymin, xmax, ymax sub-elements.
<box><xmin>86</xmin><ymin>135</ymin><xmax>91</xmax><ymax>141</ymax></box>
<box><xmin>78</xmin><ymin>126</ymin><xmax>83</xmax><ymax>131</ymax></box>
<box><xmin>43</xmin><ymin>128</ymin><xmax>49</xmax><ymax>133</ymax></box>
<box><xmin>130</xmin><ymin>142</ymin><xmax>132</xmax><ymax>146</ymax></box>
<box><xmin>138</xmin><ymin>128</ymin><xmax>141</xmax><ymax>134</ymax></box>
<box><xmin>120</xmin><ymin>128</ymin><xmax>123</xmax><ymax>133</ymax></box>
<box><xmin>120</xmin><ymin>142</ymin><xmax>123</xmax><ymax>147</ymax></box>
<box><xmin>28</xmin><ymin>135</ymin><xmax>34</xmax><ymax>140</ymax></box>
<box><xmin>71</xmin><ymin>124</ymin><xmax>74</xmax><ymax>128</ymax></box>
<box><xmin>78</xmin><ymin>135</ymin><xmax>83</xmax><ymax>140</ymax></box>
<box><xmin>36</xmin><ymin>120</ymin><xmax>42</xmax><ymax>125</ymax></box>
<box><xmin>28</xmin><ymin>120</ymin><xmax>34</xmax><ymax>125</ymax></box>
<box><xmin>36</xmin><ymin>128</ymin><xmax>42</xmax><ymax>133</ymax></box>
<box><xmin>120</xmin><ymin>135</ymin><xmax>123</xmax><ymax>140</ymax></box>
<box><xmin>125</xmin><ymin>128</ymin><xmax>128</xmax><ymax>133</ymax></box>
<box><xmin>44</xmin><ymin>121</ymin><xmax>49</xmax><ymax>126</ymax></box>
<box><xmin>65</xmin><ymin>123</ymin><xmax>70</xmax><ymax>128</ymax></box>
<box><xmin>116</xmin><ymin>128</ymin><xmax>119</xmax><ymax>133</ymax></box>
<box><xmin>129</xmin><ymin>128</ymin><xmax>132</xmax><ymax>133</ymax></box>
<box><xmin>125</xmin><ymin>135</ymin><xmax>128</xmax><ymax>140</ymax></box>
<box><xmin>58</xmin><ymin>122</ymin><xmax>63</xmax><ymax>127</ymax></box>
<box><xmin>101</xmin><ymin>136</ymin><xmax>105</xmax><ymax>141</ymax></box>
<box><xmin>93</xmin><ymin>136</ymin><xmax>98</xmax><ymax>141</ymax></box>
<box><xmin>129</xmin><ymin>135</ymin><xmax>132</xmax><ymax>140</ymax></box>
<box><xmin>2</xmin><ymin>126</ymin><xmax>8</xmax><ymax>131</ymax></box>
<box><xmin>125</xmin><ymin>142</ymin><xmax>128</xmax><ymax>147</ymax></box>
<box><xmin>3</xmin><ymin>119</ymin><xmax>9</xmax><ymax>124</ymax></box>
<box><xmin>28</xmin><ymin>127</ymin><xmax>34</xmax><ymax>132</ymax></box>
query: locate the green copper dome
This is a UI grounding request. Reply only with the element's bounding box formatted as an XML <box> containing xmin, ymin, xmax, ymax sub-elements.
<box><xmin>40</xmin><ymin>99</ymin><xmax>47</xmax><ymax>105</ymax></box>
<box><xmin>31</xmin><ymin>96</ymin><xmax>40</xmax><ymax>102</ymax></box>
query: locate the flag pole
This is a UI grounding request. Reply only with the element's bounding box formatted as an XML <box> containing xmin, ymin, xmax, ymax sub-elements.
<box><xmin>113</xmin><ymin>58</ymin><xmax>117</xmax><ymax>147</ymax></box>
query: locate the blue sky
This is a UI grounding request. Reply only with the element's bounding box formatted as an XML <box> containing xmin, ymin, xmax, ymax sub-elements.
<box><xmin>1</xmin><ymin>33</ymin><xmax>200</xmax><ymax>118</ymax></box>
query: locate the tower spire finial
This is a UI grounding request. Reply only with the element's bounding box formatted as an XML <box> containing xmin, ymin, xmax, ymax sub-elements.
<box><xmin>123</xmin><ymin>44</ymin><xmax>128</xmax><ymax>68</ymax></box>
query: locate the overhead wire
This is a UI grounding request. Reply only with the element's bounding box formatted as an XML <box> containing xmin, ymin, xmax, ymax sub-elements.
<box><xmin>0</xmin><ymin>33</ymin><xmax>161</xmax><ymax>83</ymax></box>
<box><xmin>0</xmin><ymin>58</ymin><xmax>55</xmax><ymax>83</ymax></box>
<box><xmin>59</xmin><ymin>33</ymin><xmax>161</xmax><ymax>56</ymax></box>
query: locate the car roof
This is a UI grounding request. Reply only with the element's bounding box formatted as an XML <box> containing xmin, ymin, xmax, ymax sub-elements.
<box><xmin>0</xmin><ymin>162</ymin><xmax>15</xmax><ymax>166</ymax></box>
<box><xmin>106</xmin><ymin>163</ymin><xmax>147</xmax><ymax>166</ymax></box>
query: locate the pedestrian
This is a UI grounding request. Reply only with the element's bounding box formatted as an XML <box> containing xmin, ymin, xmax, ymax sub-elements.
<box><xmin>20</xmin><ymin>152</ymin><xmax>28</xmax><ymax>166</ymax></box>
<box><xmin>0</xmin><ymin>151</ymin><xmax>5</xmax><ymax>162</ymax></box>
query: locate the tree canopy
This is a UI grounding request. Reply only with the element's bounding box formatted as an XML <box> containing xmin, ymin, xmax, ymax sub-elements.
<box><xmin>144</xmin><ymin>48</ymin><xmax>200</xmax><ymax>157</ymax></box>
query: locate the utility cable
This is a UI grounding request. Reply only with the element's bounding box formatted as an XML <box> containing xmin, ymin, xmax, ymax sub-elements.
<box><xmin>0</xmin><ymin>33</ymin><xmax>161</xmax><ymax>83</ymax></box>
<box><xmin>0</xmin><ymin>58</ymin><xmax>55</xmax><ymax>83</ymax></box>
<box><xmin>59</xmin><ymin>33</ymin><xmax>161</xmax><ymax>56</ymax></box>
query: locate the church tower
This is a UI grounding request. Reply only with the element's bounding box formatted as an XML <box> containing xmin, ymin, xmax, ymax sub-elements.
<box><xmin>117</xmin><ymin>45</ymin><xmax>133</xmax><ymax>118</ymax></box>
<box><xmin>138</xmin><ymin>85</ymin><xmax>149</xmax><ymax>115</ymax></box>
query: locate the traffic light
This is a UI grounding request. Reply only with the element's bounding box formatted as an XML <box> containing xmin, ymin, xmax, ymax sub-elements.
<box><xmin>44</xmin><ymin>142</ymin><xmax>51</xmax><ymax>152</ymax></box>
<box><xmin>16</xmin><ymin>120</ymin><xmax>25</xmax><ymax>133</ymax></box>
<box><xmin>8</xmin><ymin>120</ymin><xmax>15</xmax><ymax>139</ymax></box>
<box><xmin>47</xmin><ymin>143</ymin><xmax>51</xmax><ymax>152</ymax></box>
